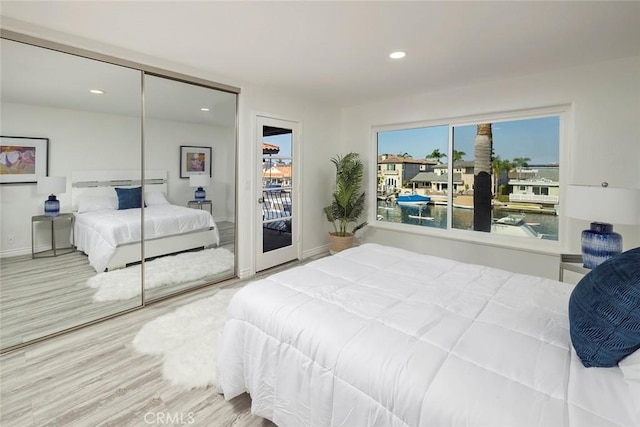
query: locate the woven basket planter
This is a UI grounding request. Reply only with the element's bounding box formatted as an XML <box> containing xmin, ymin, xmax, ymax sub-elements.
<box><xmin>328</xmin><ymin>232</ymin><xmax>354</xmax><ymax>254</ymax></box>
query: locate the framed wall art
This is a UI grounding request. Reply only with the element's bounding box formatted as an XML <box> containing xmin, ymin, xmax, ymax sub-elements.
<box><xmin>180</xmin><ymin>145</ymin><xmax>212</xmax><ymax>178</ymax></box>
<box><xmin>0</xmin><ymin>136</ymin><xmax>49</xmax><ymax>184</ymax></box>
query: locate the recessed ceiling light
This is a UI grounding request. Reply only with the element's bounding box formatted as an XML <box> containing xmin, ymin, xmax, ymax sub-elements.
<box><xmin>89</xmin><ymin>89</ymin><xmax>105</xmax><ymax>94</ymax></box>
<box><xmin>389</xmin><ymin>51</ymin><xmax>406</xmax><ymax>59</ymax></box>
<box><xmin>200</xmin><ymin>108</ymin><xmax>210</xmax><ymax>112</ymax></box>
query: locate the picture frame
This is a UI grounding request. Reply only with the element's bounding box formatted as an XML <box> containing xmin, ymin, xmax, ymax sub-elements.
<box><xmin>0</xmin><ymin>136</ymin><xmax>49</xmax><ymax>184</ymax></box>
<box><xmin>180</xmin><ymin>145</ymin><xmax>212</xmax><ymax>178</ymax></box>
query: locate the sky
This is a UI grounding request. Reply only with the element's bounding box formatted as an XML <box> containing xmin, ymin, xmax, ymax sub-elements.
<box><xmin>378</xmin><ymin>116</ymin><xmax>560</xmax><ymax>165</ymax></box>
<box><xmin>264</xmin><ymin>134</ymin><xmax>292</xmax><ymax>159</ymax></box>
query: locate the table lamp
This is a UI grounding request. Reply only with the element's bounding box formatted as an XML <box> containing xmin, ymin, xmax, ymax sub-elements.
<box><xmin>189</xmin><ymin>174</ymin><xmax>210</xmax><ymax>201</ymax></box>
<box><xmin>37</xmin><ymin>176</ymin><xmax>67</xmax><ymax>217</ymax></box>
<box><xmin>565</xmin><ymin>182</ymin><xmax>640</xmax><ymax>268</ymax></box>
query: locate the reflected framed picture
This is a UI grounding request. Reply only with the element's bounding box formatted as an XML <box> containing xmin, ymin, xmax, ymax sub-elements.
<box><xmin>180</xmin><ymin>145</ymin><xmax>212</xmax><ymax>178</ymax></box>
<box><xmin>0</xmin><ymin>136</ymin><xmax>49</xmax><ymax>184</ymax></box>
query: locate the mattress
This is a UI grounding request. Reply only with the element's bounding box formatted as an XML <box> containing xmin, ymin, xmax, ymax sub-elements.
<box><xmin>217</xmin><ymin>243</ymin><xmax>637</xmax><ymax>426</ymax></box>
<box><xmin>74</xmin><ymin>204</ymin><xmax>219</xmax><ymax>272</ymax></box>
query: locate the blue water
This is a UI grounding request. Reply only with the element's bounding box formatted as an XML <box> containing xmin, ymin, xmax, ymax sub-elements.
<box><xmin>376</xmin><ymin>201</ymin><xmax>559</xmax><ymax>240</ymax></box>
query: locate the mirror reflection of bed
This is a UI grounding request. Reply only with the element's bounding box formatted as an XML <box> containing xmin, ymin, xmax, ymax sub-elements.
<box><xmin>71</xmin><ymin>170</ymin><xmax>235</xmax><ymax>303</ymax></box>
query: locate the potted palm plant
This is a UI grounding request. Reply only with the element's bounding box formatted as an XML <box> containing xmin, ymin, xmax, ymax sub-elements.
<box><xmin>323</xmin><ymin>152</ymin><xmax>368</xmax><ymax>253</ymax></box>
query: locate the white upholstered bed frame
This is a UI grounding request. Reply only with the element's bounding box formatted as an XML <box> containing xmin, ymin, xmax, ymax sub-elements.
<box><xmin>71</xmin><ymin>169</ymin><xmax>217</xmax><ymax>271</ymax></box>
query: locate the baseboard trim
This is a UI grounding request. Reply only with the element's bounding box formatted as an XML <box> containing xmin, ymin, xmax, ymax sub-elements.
<box><xmin>1</xmin><ymin>246</ymin><xmax>32</xmax><ymax>258</ymax></box>
<box><xmin>302</xmin><ymin>244</ymin><xmax>329</xmax><ymax>259</ymax></box>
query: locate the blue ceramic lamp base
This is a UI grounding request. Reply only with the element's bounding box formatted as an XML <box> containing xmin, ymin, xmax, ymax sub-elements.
<box><xmin>581</xmin><ymin>222</ymin><xmax>622</xmax><ymax>269</ymax></box>
<box><xmin>194</xmin><ymin>187</ymin><xmax>206</xmax><ymax>201</ymax></box>
<box><xmin>44</xmin><ymin>195</ymin><xmax>60</xmax><ymax>217</ymax></box>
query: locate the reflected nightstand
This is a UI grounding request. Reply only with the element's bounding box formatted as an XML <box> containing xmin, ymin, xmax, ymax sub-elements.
<box><xmin>32</xmin><ymin>213</ymin><xmax>75</xmax><ymax>258</ymax></box>
<box><xmin>187</xmin><ymin>200</ymin><xmax>212</xmax><ymax>215</ymax></box>
<box><xmin>559</xmin><ymin>254</ymin><xmax>591</xmax><ymax>285</ymax></box>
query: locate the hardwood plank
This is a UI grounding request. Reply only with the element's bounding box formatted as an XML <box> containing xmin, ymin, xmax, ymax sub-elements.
<box><xmin>1</xmin><ymin>254</ymin><xmax>323</xmax><ymax>426</ymax></box>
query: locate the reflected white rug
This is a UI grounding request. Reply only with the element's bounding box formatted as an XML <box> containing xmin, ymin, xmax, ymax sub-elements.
<box><xmin>132</xmin><ymin>287</ymin><xmax>239</xmax><ymax>389</ymax></box>
<box><xmin>87</xmin><ymin>247</ymin><xmax>234</xmax><ymax>302</ymax></box>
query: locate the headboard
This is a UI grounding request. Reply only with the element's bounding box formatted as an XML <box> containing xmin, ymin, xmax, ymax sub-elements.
<box><xmin>71</xmin><ymin>170</ymin><xmax>168</xmax><ymax>212</ymax></box>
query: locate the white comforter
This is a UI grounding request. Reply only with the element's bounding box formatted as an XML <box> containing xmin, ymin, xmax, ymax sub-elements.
<box><xmin>217</xmin><ymin>243</ymin><xmax>637</xmax><ymax>427</ymax></box>
<box><xmin>74</xmin><ymin>204</ymin><xmax>219</xmax><ymax>272</ymax></box>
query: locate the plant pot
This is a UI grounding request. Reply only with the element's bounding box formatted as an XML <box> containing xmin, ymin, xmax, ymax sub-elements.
<box><xmin>328</xmin><ymin>232</ymin><xmax>354</xmax><ymax>254</ymax></box>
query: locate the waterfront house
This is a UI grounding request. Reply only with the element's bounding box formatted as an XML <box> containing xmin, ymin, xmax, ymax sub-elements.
<box><xmin>377</xmin><ymin>154</ymin><xmax>436</xmax><ymax>194</ymax></box>
<box><xmin>508</xmin><ymin>165</ymin><xmax>560</xmax><ymax>206</ymax></box>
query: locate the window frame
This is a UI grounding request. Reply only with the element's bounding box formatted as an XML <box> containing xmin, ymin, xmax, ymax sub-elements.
<box><xmin>370</xmin><ymin>104</ymin><xmax>571</xmax><ymax>254</ymax></box>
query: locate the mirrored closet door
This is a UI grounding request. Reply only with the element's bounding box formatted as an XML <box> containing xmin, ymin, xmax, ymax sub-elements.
<box><xmin>142</xmin><ymin>75</ymin><xmax>236</xmax><ymax>301</ymax></box>
<box><xmin>0</xmin><ymin>32</ymin><xmax>239</xmax><ymax>352</ymax></box>
<box><xmin>0</xmin><ymin>38</ymin><xmax>143</xmax><ymax>349</ymax></box>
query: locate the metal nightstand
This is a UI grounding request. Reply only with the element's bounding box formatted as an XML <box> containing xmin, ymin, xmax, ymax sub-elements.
<box><xmin>559</xmin><ymin>254</ymin><xmax>591</xmax><ymax>284</ymax></box>
<box><xmin>32</xmin><ymin>213</ymin><xmax>75</xmax><ymax>258</ymax></box>
<box><xmin>187</xmin><ymin>200</ymin><xmax>212</xmax><ymax>214</ymax></box>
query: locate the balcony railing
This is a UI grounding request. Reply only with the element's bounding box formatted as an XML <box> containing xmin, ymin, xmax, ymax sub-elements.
<box><xmin>262</xmin><ymin>188</ymin><xmax>292</xmax><ymax>220</ymax></box>
<box><xmin>509</xmin><ymin>193</ymin><xmax>559</xmax><ymax>204</ymax></box>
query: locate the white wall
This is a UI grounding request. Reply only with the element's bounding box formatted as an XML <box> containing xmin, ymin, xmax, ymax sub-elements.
<box><xmin>341</xmin><ymin>56</ymin><xmax>640</xmax><ymax>279</ymax></box>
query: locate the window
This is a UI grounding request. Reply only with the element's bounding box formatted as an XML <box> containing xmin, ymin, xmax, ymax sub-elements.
<box><xmin>375</xmin><ymin>111</ymin><xmax>561</xmax><ymax>242</ymax></box>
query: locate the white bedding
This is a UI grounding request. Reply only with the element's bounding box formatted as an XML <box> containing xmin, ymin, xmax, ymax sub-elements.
<box><xmin>74</xmin><ymin>204</ymin><xmax>219</xmax><ymax>272</ymax></box>
<box><xmin>217</xmin><ymin>243</ymin><xmax>637</xmax><ymax>427</ymax></box>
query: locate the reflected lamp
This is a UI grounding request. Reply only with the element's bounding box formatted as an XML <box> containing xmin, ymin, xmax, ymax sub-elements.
<box><xmin>189</xmin><ymin>174</ymin><xmax>210</xmax><ymax>201</ymax></box>
<box><xmin>37</xmin><ymin>176</ymin><xmax>67</xmax><ymax>217</ymax></box>
<box><xmin>565</xmin><ymin>182</ymin><xmax>640</xmax><ymax>268</ymax></box>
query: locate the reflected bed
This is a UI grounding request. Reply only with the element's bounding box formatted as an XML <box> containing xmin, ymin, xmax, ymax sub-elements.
<box><xmin>72</xmin><ymin>170</ymin><xmax>219</xmax><ymax>272</ymax></box>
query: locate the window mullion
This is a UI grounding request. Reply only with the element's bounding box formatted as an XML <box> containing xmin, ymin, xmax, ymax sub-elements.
<box><xmin>447</xmin><ymin>125</ymin><xmax>454</xmax><ymax>230</ymax></box>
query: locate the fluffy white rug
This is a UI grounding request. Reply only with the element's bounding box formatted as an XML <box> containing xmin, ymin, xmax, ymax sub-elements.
<box><xmin>132</xmin><ymin>287</ymin><xmax>238</xmax><ymax>389</ymax></box>
<box><xmin>87</xmin><ymin>247</ymin><xmax>234</xmax><ymax>302</ymax></box>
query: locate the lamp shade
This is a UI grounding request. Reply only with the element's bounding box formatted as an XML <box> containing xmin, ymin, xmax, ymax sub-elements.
<box><xmin>37</xmin><ymin>176</ymin><xmax>66</xmax><ymax>196</ymax></box>
<box><xmin>189</xmin><ymin>174</ymin><xmax>210</xmax><ymax>188</ymax></box>
<box><xmin>565</xmin><ymin>184</ymin><xmax>640</xmax><ymax>225</ymax></box>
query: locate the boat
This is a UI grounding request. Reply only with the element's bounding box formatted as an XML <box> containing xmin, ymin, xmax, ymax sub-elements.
<box><xmin>491</xmin><ymin>215</ymin><xmax>541</xmax><ymax>238</ymax></box>
<box><xmin>396</xmin><ymin>194</ymin><xmax>431</xmax><ymax>206</ymax></box>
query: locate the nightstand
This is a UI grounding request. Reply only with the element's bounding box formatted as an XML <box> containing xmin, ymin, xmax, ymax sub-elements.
<box><xmin>559</xmin><ymin>254</ymin><xmax>591</xmax><ymax>285</ymax></box>
<box><xmin>187</xmin><ymin>200</ymin><xmax>212</xmax><ymax>215</ymax></box>
<box><xmin>32</xmin><ymin>213</ymin><xmax>75</xmax><ymax>258</ymax></box>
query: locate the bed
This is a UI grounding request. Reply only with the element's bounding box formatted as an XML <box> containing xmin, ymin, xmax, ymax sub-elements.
<box><xmin>217</xmin><ymin>243</ymin><xmax>639</xmax><ymax>427</ymax></box>
<box><xmin>72</xmin><ymin>170</ymin><xmax>219</xmax><ymax>272</ymax></box>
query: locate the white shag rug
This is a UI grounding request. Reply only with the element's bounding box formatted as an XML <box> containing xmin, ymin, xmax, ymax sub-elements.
<box><xmin>132</xmin><ymin>287</ymin><xmax>238</xmax><ymax>389</ymax></box>
<box><xmin>87</xmin><ymin>247</ymin><xmax>234</xmax><ymax>302</ymax></box>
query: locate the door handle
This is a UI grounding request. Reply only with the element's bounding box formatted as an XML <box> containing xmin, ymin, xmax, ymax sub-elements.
<box><xmin>258</xmin><ymin>197</ymin><xmax>264</xmax><ymax>203</ymax></box>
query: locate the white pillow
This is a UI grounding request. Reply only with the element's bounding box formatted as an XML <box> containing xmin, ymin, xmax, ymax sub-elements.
<box><xmin>145</xmin><ymin>191</ymin><xmax>170</xmax><ymax>206</ymax></box>
<box><xmin>77</xmin><ymin>195</ymin><xmax>118</xmax><ymax>213</ymax></box>
<box><xmin>619</xmin><ymin>348</ymin><xmax>640</xmax><ymax>422</ymax></box>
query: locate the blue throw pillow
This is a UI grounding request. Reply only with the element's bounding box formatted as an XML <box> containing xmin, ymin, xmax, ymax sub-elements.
<box><xmin>115</xmin><ymin>187</ymin><xmax>142</xmax><ymax>210</ymax></box>
<box><xmin>568</xmin><ymin>247</ymin><xmax>640</xmax><ymax>367</ymax></box>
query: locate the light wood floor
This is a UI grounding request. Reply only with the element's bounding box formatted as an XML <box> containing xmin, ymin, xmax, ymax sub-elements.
<box><xmin>0</xmin><ymin>257</ymin><xmax>320</xmax><ymax>427</ymax></box>
<box><xmin>0</xmin><ymin>221</ymin><xmax>235</xmax><ymax>350</ymax></box>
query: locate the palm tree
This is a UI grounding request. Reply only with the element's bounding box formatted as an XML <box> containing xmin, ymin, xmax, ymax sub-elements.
<box><xmin>513</xmin><ymin>156</ymin><xmax>531</xmax><ymax>180</ymax></box>
<box><xmin>452</xmin><ymin>150</ymin><xmax>466</xmax><ymax>163</ymax></box>
<box><xmin>425</xmin><ymin>149</ymin><xmax>446</xmax><ymax>164</ymax></box>
<box><xmin>473</xmin><ymin>123</ymin><xmax>492</xmax><ymax>232</ymax></box>
<box><xmin>491</xmin><ymin>155</ymin><xmax>513</xmax><ymax>196</ymax></box>
<box><xmin>397</xmin><ymin>152</ymin><xmax>411</xmax><ymax>158</ymax></box>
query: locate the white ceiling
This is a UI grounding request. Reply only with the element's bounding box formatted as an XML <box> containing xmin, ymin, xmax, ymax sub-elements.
<box><xmin>1</xmin><ymin>1</ymin><xmax>639</xmax><ymax>107</ymax></box>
